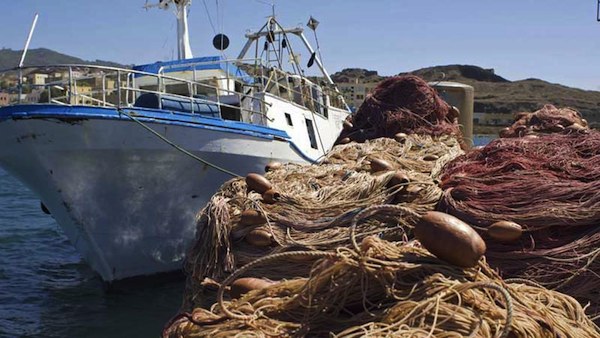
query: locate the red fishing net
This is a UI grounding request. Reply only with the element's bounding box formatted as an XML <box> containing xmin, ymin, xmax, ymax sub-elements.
<box><xmin>499</xmin><ymin>104</ymin><xmax>589</xmax><ymax>138</ymax></box>
<box><xmin>439</xmin><ymin>109</ymin><xmax>600</xmax><ymax>319</ymax></box>
<box><xmin>335</xmin><ymin>75</ymin><xmax>463</xmax><ymax>145</ymax></box>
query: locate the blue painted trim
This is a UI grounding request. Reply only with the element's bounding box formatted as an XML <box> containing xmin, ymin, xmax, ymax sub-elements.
<box><xmin>133</xmin><ymin>56</ymin><xmax>254</xmax><ymax>83</ymax></box>
<box><xmin>0</xmin><ymin>104</ymin><xmax>318</xmax><ymax>163</ymax></box>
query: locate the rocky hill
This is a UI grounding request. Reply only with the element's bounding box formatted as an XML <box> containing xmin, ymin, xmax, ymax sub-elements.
<box><xmin>0</xmin><ymin>48</ymin><xmax>125</xmax><ymax>70</ymax></box>
<box><xmin>333</xmin><ymin>65</ymin><xmax>600</xmax><ymax>127</ymax></box>
<box><xmin>331</xmin><ymin>68</ymin><xmax>385</xmax><ymax>83</ymax></box>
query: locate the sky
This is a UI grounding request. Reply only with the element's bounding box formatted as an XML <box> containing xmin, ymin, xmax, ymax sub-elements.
<box><xmin>2</xmin><ymin>1</ymin><xmax>600</xmax><ymax>90</ymax></box>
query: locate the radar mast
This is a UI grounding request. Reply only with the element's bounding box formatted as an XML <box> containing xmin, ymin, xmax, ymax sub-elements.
<box><xmin>145</xmin><ymin>0</ymin><xmax>193</xmax><ymax>60</ymax></box>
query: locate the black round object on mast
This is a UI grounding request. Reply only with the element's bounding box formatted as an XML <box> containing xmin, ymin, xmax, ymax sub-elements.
<box><xmin>212</xmin><ymin>33</ymin><xmax>230</xmax><ymax>50</ymax></box>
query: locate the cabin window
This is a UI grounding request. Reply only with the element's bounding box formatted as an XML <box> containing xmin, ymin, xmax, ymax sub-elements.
<box><xmin>285</xmin><ymin>113</ymin><xmax>293</xmax><ymax>126</ymax></box>
<box><xmin>305</xmin><ymin>118</ymin><xmax>318</xmax><ymax>149</ymax></box>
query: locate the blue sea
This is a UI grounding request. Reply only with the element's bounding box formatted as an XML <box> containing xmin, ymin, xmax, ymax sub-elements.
<box><xmin>472</xmin><ymin>134</ymin><xmax>496</xmax><ymax>147</ymax></box>
<box><xmin>0</xmin><ymin>168</ymin><xmax>184</xmax><ymax>338</ymax></box>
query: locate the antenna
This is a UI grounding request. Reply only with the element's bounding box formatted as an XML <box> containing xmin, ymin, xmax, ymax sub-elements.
<box><xmin>19</xmin><ymin>13</ymin><xmax>39</xmax><ymax>68</ymax></box>
<box><xmin>597</xmin><ymin>0</ymin><xmax>600</xmax><ymax>21</ymax></box>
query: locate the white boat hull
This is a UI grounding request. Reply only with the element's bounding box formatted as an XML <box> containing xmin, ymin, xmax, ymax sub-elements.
<box><xmin>0</xmin><ymin>110</ymin><xmax>309</xmax><ymax>282</ymax></box>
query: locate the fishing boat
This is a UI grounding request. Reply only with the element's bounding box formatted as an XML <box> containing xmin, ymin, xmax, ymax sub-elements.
<box><xmin>0</xmin><ymin>1</ymin><xmax>350</xmax><ymax>282</ymax></box>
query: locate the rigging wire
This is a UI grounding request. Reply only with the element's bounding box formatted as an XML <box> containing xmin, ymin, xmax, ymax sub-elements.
<box><xmin>311</xmin><ymin>28</ymin><xmax>325</xmax><ymax>68</ymax></box>
<box><xmin>118</xmin><ymin>109</ymin><xmax>241</xmax><ymax>178</ymax></box>
<box><xmin>202</xmin><ymin>0</ymin><xmax>217</xmax><ymax>35</ymax></box>
<box><xmin>207</xmin><ymin>0</ymin><xmax>226</xmax><ymax>58</ymax></box>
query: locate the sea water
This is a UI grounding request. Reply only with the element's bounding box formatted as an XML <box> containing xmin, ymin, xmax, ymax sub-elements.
<box><xmin>0</xmin><ymin>168</ymin><xmax>184</xmax><ymax>338</ymax></box>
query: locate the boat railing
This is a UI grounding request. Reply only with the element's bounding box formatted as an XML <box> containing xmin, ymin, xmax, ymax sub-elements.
<box><xmin>152</xmin><ymin>57</ymin><xmax>349</xmax><ymax>115</ymax></box>
<box><xmin>1</xmin><ymin>59</ymin><xmax>348</xmax><ymax>122</ymax></box>
<box><xmin>1</xmin><ymin>64</ymin><xmax>273</xmax><ymax>123</ymax></box>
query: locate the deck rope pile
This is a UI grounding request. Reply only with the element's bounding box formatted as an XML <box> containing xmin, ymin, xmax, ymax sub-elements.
<box><xmin>439</xmin><ymin>108</ymin><xmax>600</xmax><ymax>318</ymax></box>
<box><xmin>165</xmin><ymin>236</ymin><xmax>599</xmax><ymax>337</ymax></box>
<box><xmin>334</xmin><ymin>75</ymin><xmax>464</xmax><ymax>147</ymax></box>
<box><xmin>498</xmin><ymin>104</ymin><xmax>589</xmax><ymax>138</ymax></box>
<box><xmin>183</xmin><ymin>134</ymin><xmax>463</xmax><ymax>309</ymax></box>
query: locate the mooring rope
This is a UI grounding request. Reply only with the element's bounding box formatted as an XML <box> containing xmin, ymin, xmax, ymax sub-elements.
<box><xmin>119</xmin><ymin>109</ymin><xmax>240</xmax><ymax>177</ymax></box>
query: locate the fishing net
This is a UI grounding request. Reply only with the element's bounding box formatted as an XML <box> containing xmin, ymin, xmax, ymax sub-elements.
<box><xmin>183</xmin><ymin>134</ymin><xmax>463</xmax><ymax>309</ymax></box>
<box><xmin>498</xmin><ymin>104</ymin><xmax>589</xmax><ymax>138</ymax></box>
<box><xmin>334</xmin><ymin>75</ymin><xmax>464</xmax><ymax>146</ymax></box>
<box><xmin>165</xmin><ymin>236</ymin><xmax>599</xmax><ymax>337</ymax></box>
<box><xmin>439</xmin><ymin>108</ymin><xmax>600</xmax><ymax>319</ymax></box>
<box><xmin>167</xmin><ymin>77</ymin><xmax>600</xmax><ymax>336</ymax></box>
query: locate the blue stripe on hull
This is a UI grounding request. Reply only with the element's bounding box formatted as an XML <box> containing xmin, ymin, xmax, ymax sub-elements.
<box><xmin>0</xmin><ymin>104</ymin><xmax>317</xmax><ymax>163</ymax></box>
<box><xmin>0</xmin><ymin>104</ymin><xmax>289</xmax><ymax>138</ymax></box>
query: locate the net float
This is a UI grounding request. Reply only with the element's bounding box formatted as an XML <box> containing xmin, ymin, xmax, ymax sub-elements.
<box><xmin>240</xmin><ymin>209</ymin><xmax>267</xmax><ymax>226</ymax></box>
<box><xmin>394</xmin><ymin>132</ymin><xmax>408</xmax><ymax>143</ymax></box>
<box><xmin>414</xmin><ymin>211</ymin><xmax>486</xmax><ymax>268</ymax></box>
<box><xmin>245</xmin><ymin>228</ymin><xmax>273</xmax><ymax>247</ymax></box>
<box><xmin>230</xmin><ymin>277</ymin><xmax>276</xmax><ymax>299</ymax></box>
<box><xmin>487</xmin><ymin>221</ymin><xmax>523</xmax><ymax>242</ymax></box>
<box><xmin>370</xmin><ymin>158</ymin><xmax>393</xmax><ymax>173</ymax></box>
<box><xmin>264</xmin><ymin>161</ymin><xmax>283</xmax><ymax>172</ymax></box>
<box><xmin>422</xmin><ymin>154</ymin><xmax>439</xmax><ymax>161</ymax></box>
<box><xmin>387</xmin><ymin>171</ymin><xmax>410</xmax><ymax>189</ymax></box>
<box><xmin>246</xmin><ymin>173</ymin><xmax>272</xmax><ymax>194</ymax></box>
<box><xmin>339</xmin><ymin>137</ymin><xmax>351</xmax><ymax>144</ymax></box>
<box><xmin>581</xmin><ymin>118</ymin><xmax>589</xmax><ymax>127</ymax></box>
<box><xmin>343</xmin><ymin>120</ymin><xmax>353</xmax><ymax>130</ymax></box>
<box><xmin>262</xmin><ymin>189</ymin><xmax>281</xmax><ymax>204</ymax></box>
<box><xmin>499</xmin><ymin>127</ymin><xmax>511</xmax><ymax>138</ymax></box>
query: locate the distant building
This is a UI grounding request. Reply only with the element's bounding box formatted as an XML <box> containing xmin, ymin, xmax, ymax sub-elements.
<box><xmin>49</xmin><ymin>70</ymin><xmax>83</xmax><ymax>82</ymax></box>
<box><xmin>337</xmin><ymin>79</ymin><xmax>379</xmax><ymax>111</ymax></box>
<box><xmin>25</xmin><ymin>89</ymin><xmax>43</xmax><ymax>103</ymax></box>
<box><xmin>9</xmin><ymin>93</ymin><xmax>27</xmax><ymax>102</ymax></box>
<box><xmin>28</xmin><ymin>73</ymin><xmax>49</xmax><ymax>86</ymax></box>
<box><xmin>0</xmin><ymin>92</ymin><xmax>9</xmax><ymax>106</ymax></box>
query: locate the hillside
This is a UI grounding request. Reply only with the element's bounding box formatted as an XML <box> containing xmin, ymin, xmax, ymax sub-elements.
<box><xmin>332</xmin><ymin>65</ymin><xmax>600</xmax><ymax>127</ymax></box>
<box><xmin>331</xmin><ymin>68</ymin><xmax>385</xmax><ymax>83</ymax></box>
<box><xmin>404</xmin><ymin>65</ymin><xmax>600</xmax><ymax>120</ymax></box>
<box><xmin>0</xmin><ymin>48</ymin><xmax>125</xmax><ymax>70</ymax></box>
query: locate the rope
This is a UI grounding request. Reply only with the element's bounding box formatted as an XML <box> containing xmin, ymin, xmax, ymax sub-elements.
<box><xmin>216</xmin><ymin>250</ymin><xmax>339</xmax><ymax>320</ymax></box>
<box><xmin>460</xmin><ymin>282</ymin><xmax>513</xmax><ymax>338</ymax></box>
<box><xmin>119</xmin><ymin>109</ymin><xmax>240</xmax><ymax>177</ymax></box>
<box><xmin>349</xmin><ymin>204</ymin><xmax>420</xmax><ymax>252</ymax></box>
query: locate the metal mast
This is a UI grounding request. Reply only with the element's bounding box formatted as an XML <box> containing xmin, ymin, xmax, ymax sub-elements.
<box><xmin>146</xmin><ymin>0</ymin><xmax>193</xmax><ymax>60</ymax></box>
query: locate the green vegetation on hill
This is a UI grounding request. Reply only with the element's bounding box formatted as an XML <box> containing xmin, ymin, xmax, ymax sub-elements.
<box><xmin>0</xmin><ymin>48</ymin><xmax>125</xmax><ymax>70</ymax></box>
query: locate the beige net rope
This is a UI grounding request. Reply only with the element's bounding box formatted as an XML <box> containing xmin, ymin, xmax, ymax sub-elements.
<box><xmin>165</xmin><ymin>237</ymin><xmax>599</xmax><ymax>338</ymax></box>
<box><xmin>183</xmin><ymin>135</ymin><xmax>463</xmax><ymax>309</ymax></box>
